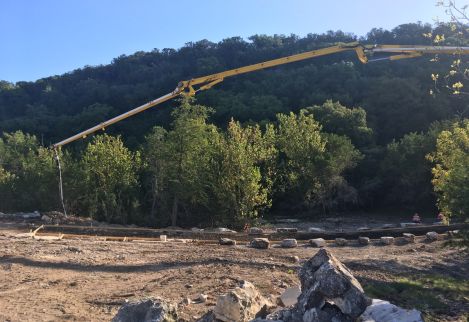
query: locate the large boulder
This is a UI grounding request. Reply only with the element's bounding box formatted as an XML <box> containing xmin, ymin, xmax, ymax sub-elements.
<box><xmin>112</xmin><ymin>298</ymin><xmax>177</xmax><ymax>322</ymax></box>
<box><xmin>309</xmin><ymin>238</ymin><xmax>326</xmax><ymax>248</ymax></box>
<box><xmin>264</xmin><ymin>249</ymin><xmax>369</xmax><ymax>322</ymax></box>
<box><xmin>219</xmin><ymin>238</ymin><xmax>237</xmax><ymax>246</ymax></box>
<box><xmin>213</xmin><ymin>280</ymin><xmax>270</xmax><ymax>322</ymax></box>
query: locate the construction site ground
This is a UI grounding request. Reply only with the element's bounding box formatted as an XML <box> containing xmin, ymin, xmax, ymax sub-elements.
<box><xmin>0</xmin><ymin>226</ymin><xmax>468</xmax><ymax>322</ymax></box>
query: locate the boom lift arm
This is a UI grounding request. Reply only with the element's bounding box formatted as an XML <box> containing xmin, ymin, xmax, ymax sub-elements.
<box><xmin>52</xmin><ymin>42</ymin><xmax>469</xmax><ymax>148</ymax></box>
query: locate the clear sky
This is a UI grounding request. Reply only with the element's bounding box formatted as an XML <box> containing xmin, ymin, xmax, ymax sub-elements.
<box><xmin>1</xmin><ymin>0</ymin><xmax>447</xmax><ymax>83</ymax></box>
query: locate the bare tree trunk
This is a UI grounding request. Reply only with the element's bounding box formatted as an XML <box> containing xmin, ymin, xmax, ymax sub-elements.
<box><xmin>171</xmin><ymin>196</ymin><xmax>178</xmax><ymax>227</ymax></box>
<box><xmin>150</xmin><ymin>176</ymin><xmax>158</xmax><ymax>220</ymax></box>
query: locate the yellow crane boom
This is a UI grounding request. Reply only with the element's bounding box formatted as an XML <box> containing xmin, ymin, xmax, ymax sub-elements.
<box><xmin>52</xmin><ymin>42</ymin><xmax>469</xmax><ymax>148</ymax></box>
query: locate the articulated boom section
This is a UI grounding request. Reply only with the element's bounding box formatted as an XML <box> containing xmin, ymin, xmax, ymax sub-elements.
<box><xmin>53</xmin><ymin>42</ymin><xmax>469</xmax><ymax>148</ymax></box>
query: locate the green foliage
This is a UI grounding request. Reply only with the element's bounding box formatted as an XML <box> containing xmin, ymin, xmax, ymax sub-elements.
<box><xmin>273</xmin><ymin>111</ymin><xmax>361</xmax><ymax>213</ymax></box>
<box><xmin>80</xmin><ymin>134</ymin><xmax>140</xmax><ymax>223</ymax></box>
<box><xmin>428</xmin><ymin>120</ymin><xmax>469</xmax><ymax>221</ymax></box>
<box><xmin>210</xmin><ymin>120</ymin><xmax>277</xmax><ymax>224</ymax></box>
<box><xmin>0</xmin><ymin>131</ymin><xmax>59</xmax><ymax>212</ymax></box>
<box><xmin>304</xmin><ymin>100</ymin><xmax>373</xmax><ymax>147</ymax></box>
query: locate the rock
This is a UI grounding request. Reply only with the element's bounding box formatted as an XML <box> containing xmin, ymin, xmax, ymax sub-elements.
<box><xmin>41</xmin><ymin>215</ymin><xmax>52</xmax><ymax>223</ymax></box>
<box><xmin>182</xmin><ymin>298</ymin><xmax>191</xmax><ymax>305</ymax></box>
<box><xmin>249</xmin><ymin>227</ymin><xmax>264</xmax><ymax>235</ymax></box>
<box><xmin>426</xmin><ymin>231</ymin><xmax>438</xmax><ymax>242</ymax></box>
<box><xmin>280</xmin><ymin>286</ymin><xmax>301</xmax><ymax>307</ymax></box>
<box><xmin>196</xmin><ymin>311</ymin><xmax>216</xmax><ymax>322</ymax></box>
<box><xmin>400</xmin><ymin>222</ymin><xmax>418</xmax><ymax>228</ymax></box>
<box><xmin>359</xmin><ymin>298</ymin><xmax>423</xmax><ymax>322</ymax></box>
<box><xmin>191</xmin><ymin>227</ymin><xmax>204</xmax><ymax>232</ymax></box>
<box><xmin>276</xmin><ymin>228</ymin><xmax>298</xmax><ymax>233</ymax></box>
<box><xmin>335</xmin><ymin>238</ymin><xmax>347</xmax><ymax>246</ymax></box>
<box><xmin>287</xmin><ymin>256</ymin><xmax>299</xmax><ymax>263</ymax></box>
<box><xmin>198</xmin><ymin>294</ymin><xmax>208</xmax><ymax>303</ymax></box>
<box><xmin>308</xmin><ymin>227</ymin><xmax>325</xmax><ymax>233</ymax></box>
<box><xmin>250</xmin><ymin>238</ymin><xmax>270</xmax><ymax>249</ymax></box>
<box><xmin>280</xmin><ymin>239</ymin><xmax>298</xmax><ymax>248</ymax></box>
<box><xmin>358</xmin><ymin>236</ymin><xmax>370</xmax><ymax>245</ymax></box>
<box><xmin>160</xmin><ymin>235</ymin><xmax>167</xmax><ymax>242</ymax></box>
<box><xmin>219</xmin><ymin>238</ymin><xmax>237</xmax><ymax>246</ymax></box>
<box><xmin>402</xmin><ymin>233</ymin><xmax>415</xmax><ymax>243</ymax></box>
<box><xmin>447</xmin><ymin>230</ymin><xmax>459</xmax><ymax>238</ymax></box>
<box><xmin>214</xmin><ymin>228</ymin><xmax>236</xmax><ymax>233</ymax></box>
<box><xmin>112</xmin><ymin>298</ymin><xmax>178</xmax><ymax>322</ymax></box>
<box><xmin>294</xmin><ymin>249</ymin><xmax>369</xmax><ymax>320</ymax></box>
<box><xmin>380</xmin><ymin>236</ymin><xmax>394</xmax><ymax>245</ymax></box>
<box><xmin>213</xmin><ymin>280</ymin><xmax>270</xmax><ymax>322</ymax></box>
<box><xmin>309</xmin><ymin>238</ymin><xmax>326</xmax><ymax>248</ymax></box>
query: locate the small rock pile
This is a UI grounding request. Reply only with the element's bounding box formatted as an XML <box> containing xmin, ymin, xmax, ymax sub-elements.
<box><xmin>112</xmin><ymin>249</ymin><xmax>423</xmax><ymax>322</ymax></box>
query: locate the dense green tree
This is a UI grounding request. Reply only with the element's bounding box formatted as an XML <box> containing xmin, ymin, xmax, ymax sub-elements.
<box><xmin>428</xmin><ymin>120</ymin><xmax>469</xmax><ymax>220</ymax></box>
<box><xmin>0</xmin><ymin>131</ymin><xmax>59</xmax><ymax>212</ymax></box>
<box><xmin>80</xmin><ymin>134</ymin><xmax>140</xmax><ymax>223</ymax></box>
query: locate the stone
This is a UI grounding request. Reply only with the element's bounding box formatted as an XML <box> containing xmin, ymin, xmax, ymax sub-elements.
<box><xmin>380</xmin><ymin>236</ymin><xmax>394</xmax><ymax>245</ymax></box>
<box><xmin>357</xmin><ymin>227</ymin><xmax>371</xmax><ymax>231</ymax></box>
<box><xmin>308</xmin><ymin>227</ymin><xmax>325</xmax><ymax>233</ymax></box>
<box><xmin>198</xmin><ymin>294</ymin><xmax>208</xmax><ymax>303</ymax></box>
<box><xmin>214</xmin><ymin>228</ymin><xmax>236</xmax><ymax>233</ymax></box>
<box><xmin>41</xmin><ymin>215</ymin><xmax>52</xmax><ymax>223</ymax></box>
<box><xmin>359</xmin><ymin>298</ymin><xmax>423</xmax><ymax>322</ymax></box>
<box><xmin>426</xmin><ymin>231</ymin><xmax>438</xmax><ymax>242</ymax></box>
<box><xmin>196</xmin><ymin>311</ymin><xmax>216</xmax><ymax>322</ymax></box>
<box><xmin>191</xmin><ymin>227</ymin><xmax>204</xmax><ymax>232</ymax></box>
<box><xmin>182</xmin><ymin>298</ymin><xmax>191</xmax><ymax>305</ymax></box>
<box><xmin>335</xmin><ymin>238</ymin><xmax>347</xmax><ymax>246</ymax></box>
<box><xmin>288</xmin><ymin>256</ymin><xmax>299</xmax><ymax>263</ymax></box>
<box><xmin>249</xmin><ymin>227</ymin><xmax>264</xmax><ymax>235</ymax></box>
<box><xmin>402</xmin><ymin>233</ymin><xmax>415</xmax><ymax>243</ymax></box>
<box><xmin>280</xmin><ymin>286</ymin><xmax>301</xmax><ymax>307</ymax></box>
<box><xmin>159</xmin><ymin>235</ymin><xmax>167</xmax><ymax>242</ymax></box>
<box><xmin>358</xmin><ymin>236</ymin><xmax>370</xmax><ymax>245</ymax></box>
<box><xmin>219</xmin><ymin>238</ymin><xmax>237</xmax><ymax>246</ymax></box>
<box><xmin>309</xmin><ymin>238</ymin><xmax>326</xmax><ymax>248</ymax></box>
<box><xmin>400</xmin><ymin>222</ymin><xmax>418</xmax><ymax>228</ymax></box>
<box><xmin>298</xmin><ymin>249</ymin><xmax>369</xmax><ymax>319</ymax></box>
<box><xmin>276</xmin><ymin>228</ymin><xmax>298</xmax><ymax>233</ymax></box>
<box><xmin>280</xmin><ymin>239</ymin><xmax>298</xmax><ymax>248</ymax></box>
<box><xmin>213</xmin><ymin>280</ymin><xmax>270</xmax><ymax>322</ymax></box>
<box><xmin>250</xmin><ymin>238</ymin><xmax>270</xmax><ymax>249</ymax></box>
<box><xmin>112</xmin><ymin>298</ymin><xmax>177</xmax><ymax>322</ymax></box>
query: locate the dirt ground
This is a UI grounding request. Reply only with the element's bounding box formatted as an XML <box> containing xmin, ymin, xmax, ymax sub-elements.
<box><xmin>0</xmin><ymin>227</ymin><xmax>467</xmax><ymax>322</ymax></box>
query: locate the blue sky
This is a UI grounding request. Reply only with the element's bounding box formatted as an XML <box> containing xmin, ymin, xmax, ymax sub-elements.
<box><xmin>1</xmin><ymin>0</ymin><xmax>447</xmax><ymax>83</ymax></box>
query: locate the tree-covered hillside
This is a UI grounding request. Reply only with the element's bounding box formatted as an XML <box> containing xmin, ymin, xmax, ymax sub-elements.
<box><xmin>1</xmin><ymin>22</ymin><xmax>468</xmax><ymax>226</ymax></box>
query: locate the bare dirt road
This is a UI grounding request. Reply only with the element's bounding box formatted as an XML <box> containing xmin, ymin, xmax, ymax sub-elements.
<box><xmin>0</xmin><ymin>229</ymin><xmax>467</xmax><ymax>322</ymax></box>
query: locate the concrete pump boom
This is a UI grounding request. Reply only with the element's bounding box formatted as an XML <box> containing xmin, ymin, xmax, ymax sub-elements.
<box><xmin>52</xmin><ymin>42</ymin><xmax>469</xmax><ymax>148</ymax></box>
